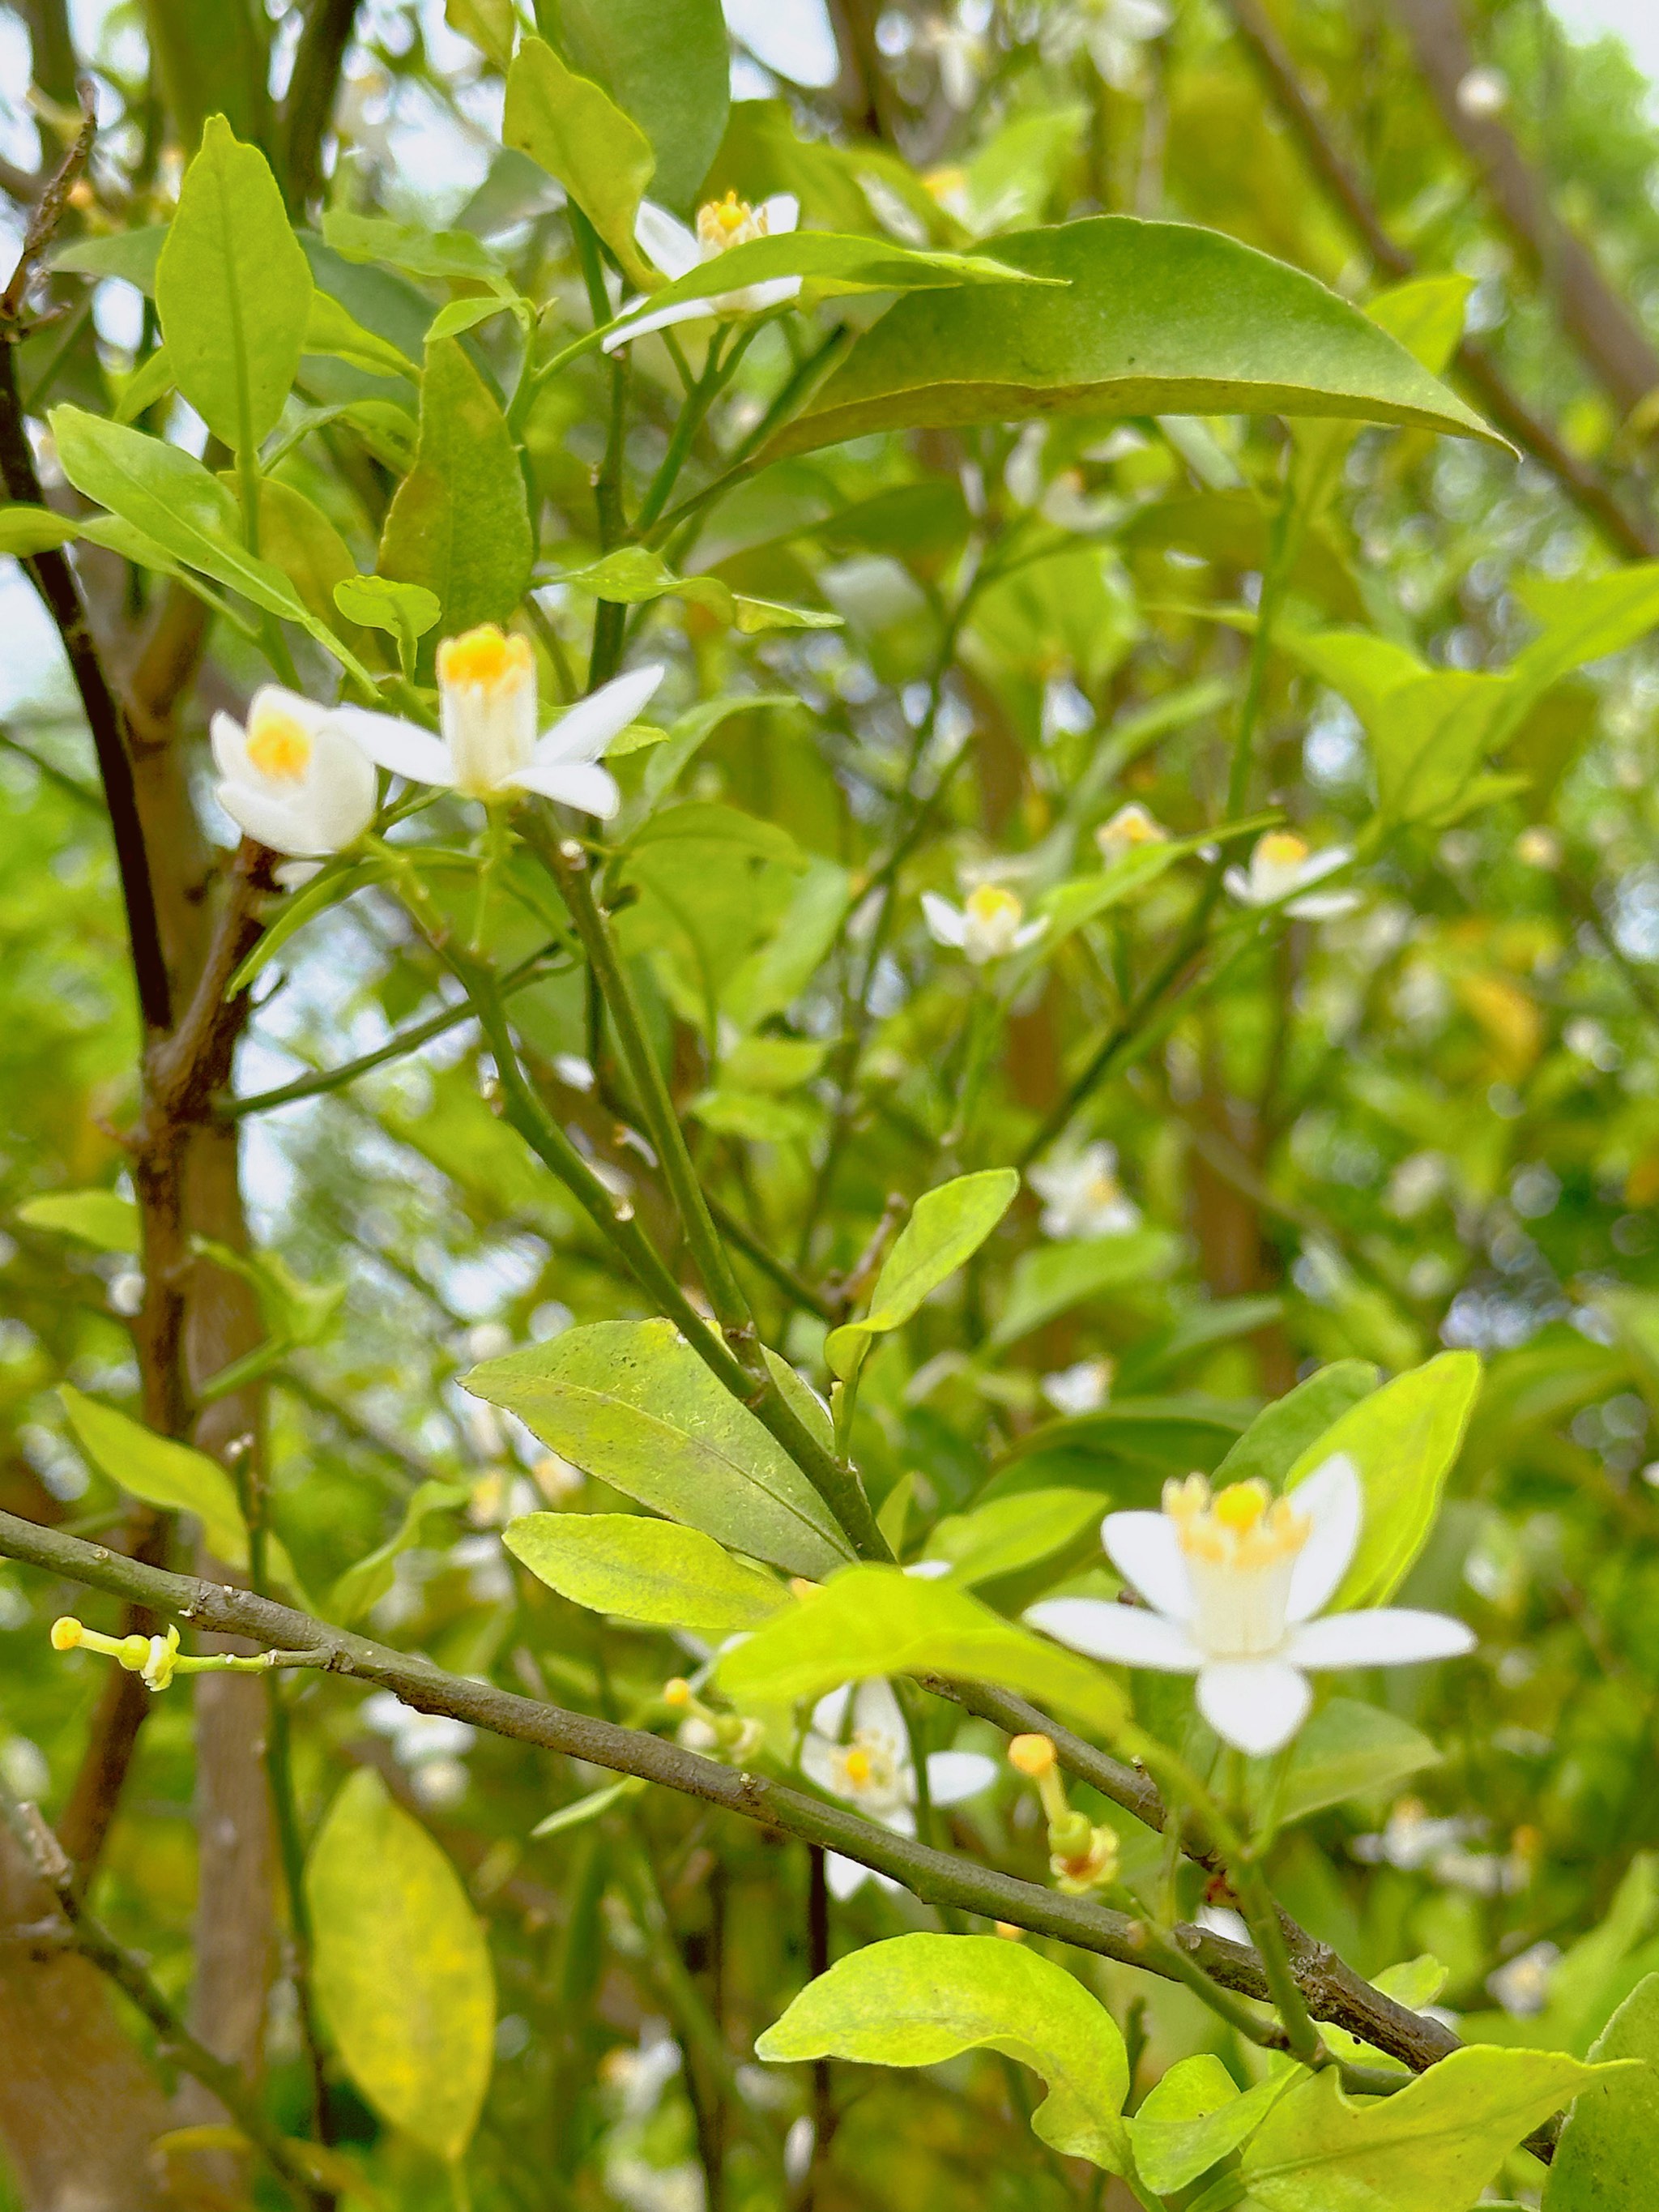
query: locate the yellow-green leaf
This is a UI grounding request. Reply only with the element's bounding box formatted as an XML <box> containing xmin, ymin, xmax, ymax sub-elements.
<box><xmin>505</xmin><ymin>1512</ymin><xmax>789</xmax><ymax>1641</ymax></box>
<box><xmin>826</xmin><ymin>1168</ymin><xmax>1018</xmax><ymax>1381</ymax></box>
<box><xmin>18</xmin><ymin>1190</ymin><xmax>140</xmax><ymax>1253</ymax></box>
<box><xmin>59</xmin><ymin>1386</ymin><xmax>246</xmax><ymax>1567</ymax></box>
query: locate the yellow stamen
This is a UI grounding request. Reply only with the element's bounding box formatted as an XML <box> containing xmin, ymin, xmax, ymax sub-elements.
<box><xmin>842</xmin><ymin>1747</ymin><xmax>873</xmax><ymax>1788</ymax></box>
<box><xmin>966</xmin><ymin>884</ymin><xmax>1021</xmax><ymax>927</ymax></box>
<box><xmin>697</xmin><ymin>190</ymin><xmax>767</xmax><ymax>250</ymax></box>
<box><xmin>1257</xmin><ymin>831</ymin><xmax>1309</xmax><ymax>869</ymax></box>
<box><xmin>51</xmin><ymin>1616</ymin><xmax>84</xmax><ymax>1650</ymax></box>
<box><xmin>1162</xmin><ymin>1471</ymin><xmax>1310</xmax><ymax>1569</ymax></box>
<box><xmin>436</xmin><ymin>624</ymin><xmax>533</xmax><ymax>695</ymax></box>
<box><xmin>1213</xmin><ymin>1480</ymin><xmax>1270</xmax><ymax>1535</ymax></box>
<box><xmin>245</xmin><ymin>705</ymin><xmax>313</xmax><ymax>783</ymax></box>
<box><xmin>1009</xmin><ymin>1732</ymin><xmax>1056</xmax><ymax>1778</ymax></box>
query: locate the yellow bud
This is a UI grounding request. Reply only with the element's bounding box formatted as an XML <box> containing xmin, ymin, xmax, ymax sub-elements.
<box><xmin>663</xmin><ymin>1678</ymin><xmax>693</xmax><ymax>1709</ymax></box>
<box><xmin>1009</xmin><ymin>1732</ymin><xmax>1057</xmax><ymax>1778</ymax></box>
<box><xmin>50</xmin><ymin>1616</ymin><xmax>84</xmax><ymax>1651</ymax></box>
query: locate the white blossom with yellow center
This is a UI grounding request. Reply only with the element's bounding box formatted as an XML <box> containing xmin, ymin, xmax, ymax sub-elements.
<box><xmin>211</xmin><ymin>686</ymin><xmax>377</xmax><ymax>882</ymax></box>
<box><xmin>337</xmin><ymin>625</ymin><xmax>663</xmax><ymax>815</ymax></box>
<box><xmin>922</xmin><ymin>882</ymin><xmax>1047</xmax><ymax>965</ymax></box>
<box><xmin>1028</xmin><ymin>1141</ymin><xmax>1140</xmax><ymax>1240</ymax></box>
<box><xmin>1095</xmin><ymin>803</ymin><xmax>1169</xmax><ymax>865</ymax></box>
<box><xmin>1225</xmin><ymin>830</ymin><xmax>1357</xmax><ymax>920</ymax></box>
<box><xmin>1026</xmin><ymin>1455</ymin><xmax>1475</xmax><ymax>1756</ymax></box>
<box><xmin>799</xmin><ymin>1679</ymin><xmax>997</xmax><ymax>1898</ymax></box>
<box><xmin>602</xmin><ymin>189</ymin><xmax>804</xmax><ymax>353</ymax></box>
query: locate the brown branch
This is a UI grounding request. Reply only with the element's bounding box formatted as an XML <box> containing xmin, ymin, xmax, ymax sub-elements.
<box><xmin>277</xmin><ymin>0</ymin><xmax>364</xmax><ymax>214</ymax></box>
<box><xmin>1219</xmin><ymin>0</ymin><xmax>1658</xmax><ymax>562</ymax></box>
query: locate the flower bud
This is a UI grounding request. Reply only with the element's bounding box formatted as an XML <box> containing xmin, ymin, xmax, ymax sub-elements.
<box><xmin>1009</xmin><ymin>1732</ymin><xmax>1056</xmax><ymax>1778</ymax></box>
<box><xmin>663</xmin><ymin>1677</ymin><xmax>692</xmax><ymax>1709</ymax></box>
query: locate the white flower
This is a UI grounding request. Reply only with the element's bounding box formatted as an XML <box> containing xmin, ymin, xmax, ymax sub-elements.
<box><xmin>361</xmin><ymin>1689</ymin><xmax>477</xmax><ymax>1770</ymax></box>
<box><xmin>923</xmin><ymin>15</ymin><xmax>985</xmax><ymax>109</ymax></box>
<box><xmin>1025</xmin><ymin>1455</ymin><xmax>1475</xmax><ymax>1757</ymax></box>
<box><xmin>1043</xmin><ymin>0</ymin><xmax>1171</xmax><ymax>92</ymax></box>
<box><xmin>603</xmin><ymin>190</ymin><xmax>802</xmax><ymax>352</ymax></box>
<box><xmin>1095</xmin><ymin>803</ymin><xmax>1168</xmax><ymax>865</ymax></box>
<box><xmin>212</xmin><ymin>685</ymin><xmax>377</xmax><ymax>883</ymax></box>
<box><xmin>1041</xmin><ymin>1357</ymin><xmax>1115</xmax><ymax>1416</ymax></box>
<box><xmin>1487</xmin><ymin>1940</ymin><xmax>1559</xmax><ymax>2016</ymax></box>
<box><xmin>337</xmin><ymin>626</ymin><xmax>663</xmax><ymax>816</ymax></box>
<box><xmin>799</xmin><ymin>1679</ymin><xmax>997</xmax><ymax>1899</ymax></box>
<box><xmin>1224</xmin><ymin>831</ymin><xmax>1357</xmax><ymax>920</ymax></box>
<box><xmin>1028</xmin><ymin>1142</ymin><xmax>1140</xmax><ymax>1240</ymax></box>
<box><xmin>923</xmin><ymin>883</ymin><xmax>1046</xmax><ymax>965</ymax></box>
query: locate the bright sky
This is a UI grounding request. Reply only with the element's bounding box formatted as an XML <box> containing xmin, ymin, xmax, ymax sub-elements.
<box><xmin>1552</xmin><ymin>0</ymin><xmax>1659</xmax><ymax>83</ymax></box>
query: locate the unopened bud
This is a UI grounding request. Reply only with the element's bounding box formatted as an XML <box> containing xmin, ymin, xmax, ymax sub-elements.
<box><xmin>663</xmin><ymin>1677</ymin><xmax>693</xmax><ymax>1709</ymax></box>
<box><xmin>1009</xmin><ymin>1732</ymin><xmax>1056</xmax><ymax>1778</ymax></box>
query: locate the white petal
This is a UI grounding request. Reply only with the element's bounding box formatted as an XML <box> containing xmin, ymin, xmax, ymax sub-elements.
<box><xmin>1222</xmin><ymin>866</ymin><xmax>1255</xmax><ymax>903</ymax></box>
<box><xmin>924</xmin><ymin>1751</ymin><xmax>998</xmax><ymax>1807</ymax></box>
<box><xmin>210</xmin><ymin>709</ymin><xmax>249</xmax><ymax>782</ymax></box>
<box><xmin>826</xmin><ymin>1851</ymin><xmax>870</xmax><ymax>1900</ymax></box>
<box><xmin>799</xmin><ymin>1732</ymin><xmax>844</xmax><ymax>1796</ymax></box>
<box><xmin>1102</xmin><ymin>1511</ymin><xmax>1193</xmax><ymax>1621</ymax></box>
<box><xmin>331</xmin><ymin>706</ymin><xmax>454</xmax><ymax>787</ymax></box>
<box><xmin>275</xmin><ymin>859</ymin><xmax>323</xmax><ymax>890</ymax></box>
<box><xmin>634</xmin><ymin>199</ymin><xmax>702</xmax><ymax>278</ymax></box>
<box><xmin>1197</xmin><ymin>1659</ymin><xmax>1311</xmax><ymax>1756</ymax></box>
<box><xmin>216</xmin><ymin>781</ymin><xmax>324</xmax><ymax>856</ymax></box>
<box><xmin>602</xmin><ymin>297</ymin><xmax>714</xmax><ymax>350</ymax></box>
<box><xmin>1024</xmin><ymin>1598</ymin><xmax>1202</xmax><ymax>1672</ymax></box>
<box><xmin>1291</xmin><ymin>846</ymin><xmax>1350</xmax><ymax>889</ymax></box>
<box><xmin>922</xmin><ymin>892</ymin><xmax>966</xmax><ymax>946</ymax></box>
<box><xmin>811</xmin><ymin>1685</ymin><xmax>852</xmax><ymax>1737</ymax></box>
<box><xmin>1288</xmin><ymin>1608</ymin><xmax>1476</xmax><ymax>1672</ymax></box>
<box><xmin>535</xmin><ymin>665</ymin><xmax>667</xmax><ymax>765</ymax></box>
<box><xmin>850</xmin><ymin>1678</ymin><xmax>907</xmax><ymax>1749</ymax></box>
<box><xmin>904</xmin><ymin>1559</ymin><xmax>953</xmax><ymax>1580</ymax></box>
<box><xmin>761</xmin><ymin>194</ymin><xmax>800</xmax><ymax>235</ymax></box>
<box><xmin>305</xmin><ymin>724</ymin><xmax>379</xmax><ymax>844</ymax></box>
<box><xmin>1012</xmin><ymin>919</ymin><xmax>1049</xmax><ymax>950</ymax></box>
<box><xmin>1285</xmin><ymin>1454</ymin><xmax>1363</xmax><ymax>1624</ymax></box>
<box><xmin>729</xmin><ymin>275</ymin><xmax>803</xmax><ymax>314</ymax></box>
<box><xmin>502</xmin><ymin>760</ymin><xmax>621</xmax><ymax>818</ymax></box>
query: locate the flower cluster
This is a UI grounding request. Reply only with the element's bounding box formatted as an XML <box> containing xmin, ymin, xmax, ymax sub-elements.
<box><xmin>212</xmin><ymin>626</ymin><xmax>663</xmax><ymax>873</ymax></box>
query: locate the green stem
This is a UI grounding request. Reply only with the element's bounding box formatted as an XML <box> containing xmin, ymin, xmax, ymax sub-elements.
<box><xmin>1230</xmin><ymin>1848</ymin><xmax>1324</xmax><ymax>2068</ymax></box>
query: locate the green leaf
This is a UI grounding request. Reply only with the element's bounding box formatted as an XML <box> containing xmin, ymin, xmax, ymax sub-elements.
<box><xmin>59</xmin><ymin>1386</ymin><xmax>246</xmax><ymax>1567</ymax></box>
<box><xmin>333</xmin><ymin>574</ymin><xmax>442</xmax><ymax>664</ymax></box>
<box><xmin>321</xmin><ymin>211</ymin><xmax>509</xmax><ymax>286</ymax></box>
<box><xmin>52</xmin><ymin>224</ymin><xmax>170</xmax><ymax>292</ymax></box>
<box><xmin>464</xmin><ymin>1319</ymin><xmax>853</xmax><ymax>1578</ymax></box>
<box><xmin>990</xmin><ymin>1229</ymin><xmax>1183</xmax><ymax>1350</ymax></box>
<box><xmin>629</xmin><ymin>230</ymin><xmax>1049</xmax><ymax>324</ymax></box>
<box><xmin>0</xmin><ymin>504</ymin><xmax>80</xmax><ymax>556</ymax></box>
<box><xmin>156</xmin><ymin>116</ymin><xmax>313</xmax><ymax>455</ymax></box>
<box><xmin>229</xmin><ymin>474</ymin><xmax>361</xmax><ymax>639</ymax></box>
<box><xmin>923</xmin><ymin>1488</ymin><xmax>1103</xmax><ymax>1586</ymax></box>
<box><xmin>446</xmin><ymin>0</ymin><xmax>518</xmax><ymax>69</ymax></box>
<box><xmin>16</xmin><ymin>1189</ymin><xmax>140</xmax><ymax>1253</ymax></box>
<box><xmin>425</xmin><ymin>295</ymin><xmax>516</xmax><ymax>341</ymax></box>
<box><xmin>1286</xmin><ymin>1351</ymin><xmax>1482</xmax><ymax>1608</ymax></box>
<box><xmin>113</xmin><ymin>344</ymin><xmax>179</xmax><ymax>424</ymax></box>
<box><xmin>1213</xmin><ymin>1362</ymin><xmax>1381</xmax><ymax>1489</ymax></box>
<box><xmin>628</xmin><ymin>800</ymin><xmax>803</xmax><ymax>865</ymax></box>
<box><xmin>378</xmin><ymin>335</ymin><xmax>534</xmax><ymax>634</ymax></box>
<box><xmin>718</xmin><ymin>1563</ymin><xmax>1126</xmax><ymax>1738</ymax></box>
<box><xmin>825</xmin><ymin>1169</ymin><xmax>1019</xmax><ymax>1381</ymax></box>
<box><xmin>307</xmin><ymin>1770</ymin><xmax>495</xmax><ymax>2164</ymax></box>
<box><xmin>531</xmin><ymin>1774</ymin><xmax>646</xmax><ymax>1838</ymax></box>
<box><xmin>304</xmin><ymin>287</ymin><xmax>420</xmax><ymax>382</ymax></box>
<box><xmin>1240</xmin><ymin>2047</ymin><xmax>1619</xmax><ymax>2210</ymax></box>
<box><xmin>551</xmin><ymin>545</ymin><xmax>839</xmax><ymax>634</ymax></box>
<box><xmin>504</xmin><ymin>1512</ymin><xmax>790</xmax><ymax>1640</ymax></box>
<box><xmin>538</xmin><ymin>0</ymin><xmax>728</xmax><ymax>214</ymax></box>
<box><xmin>1367</xmin><ymin>273</ymin><xmax>1473</xmax><ymax>376</ymax></box>
<box><xmin>1129</xmin><ymin>2055</ymin><xmax>1292</xmax><ymax>2196</ymax></box>
<box><xmin>49</xmin><ymin>408</ymin><xmax>374</xmax><ymax>686</ymax></box>
<box><xmin>228</xmin><ymin>854</ymin><xmax>398</xmax><ymax>997</ymax></box>
<box><xmin>1273</xmin><ymin>1697</ymin><xmax>1441</xmax><ymax>1827</ymax></box>
<box><xmin>766</xmin><ymin>216</ymin><xmax>1500</xmax><ymax>463</ymax></box>
<box><xmin>1543</xmin><ymin>1973</ymin><xmax>1659</xmax><ymax>2210</ymax></box>
<box><xmin>756</xmin><ymin>1933</ymin><xmax>1132</xmax><ymax>2172</ymax></box>
<box><xmin>504</xmin><ymin>38</ymin><xmax>657</xmax><ymax>286</ymax></box>
<box><xmin>329</xmin><ymin>1480</ymin><xmax>471</xmax><ymax>1625</ymax></box>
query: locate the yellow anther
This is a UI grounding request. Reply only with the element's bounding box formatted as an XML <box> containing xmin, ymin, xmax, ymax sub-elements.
<box><xmin>696</xmin><ymin>190</ymin><xmax>767</xmax><ymax>250</ymax></box>
<box><xmin>436</xmin><ymin>624</ymin><xmax>532</xmax><ymax>694</ymax></box>
<box><xmin>50</xmin><ymin>1616</ymin><xmax>84</xmax><ymax>1651</ymax></box>
<box><xmin>1009</xmin><ymin>1732</ymin><xmax>1057</xmax><ymax>1779</ymax></box>
<box><xmin>966</xmin><ymin>883</ymin><xmax>1021</xmax><ymax>928</ymax></box>
<box><xmin>842</xmin><ymin>1747</ymin><xmax>873</xmax><ymax>1788</ymax></box>
<box><xmin>663</xmin><ymin>1677</ymin><xmax>693</xmax><ymax>1709</ymax></box>
<box><xmin>1258</xmin><ymin>831</ymin><xmax>1309</xmax><ymax>869</ymax></box>
<box><xmin>245</xmin><ymin>704</ymin><xmax>313</xmax><ymax>783</ymax></box>
<box><xmin>1212</xmin><ymin>1480</ymin><xmax>1271</xmax><ymax>1535</ymax></box>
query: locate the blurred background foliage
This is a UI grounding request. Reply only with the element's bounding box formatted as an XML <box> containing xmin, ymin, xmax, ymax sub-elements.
<box><xmin>6</xmin><ymin>0</ymin><xmax>1659</xmax><ymax>2206</ymax></box>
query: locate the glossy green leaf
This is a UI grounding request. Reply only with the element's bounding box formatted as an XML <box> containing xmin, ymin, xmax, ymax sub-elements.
<box><xmin>446</xmin><ymin>0</ymin><xmax>517</xmax><ymax>68</ymax></box>
<box><xmin>464</xmin><ymin>1319</ymin><xmax>853</xmax><ymax>1577</ymax></box>
<box><xmin>0</xmin><ymin>505</ymin><xmax>80</xmax><ymax>556</ymax></box>
<box><xmin>990</xmin><ymin>1228</ymin><xmax>1183</xmax><ymax>1350</ymax></box>
<box><xmin>1367</xmin><ymin>273</ymin><xmax>1473</xmax><ymax>376</ymax></box>
<box><xmin>757</xmin><ymin>1933</ymin><xmax>1131</xmax><ymax>2171</ymax></box>
<box><xmin>1273</xmin><ymin>1697</ymin><xmax>1441</xmax><ymax>1826</ymax></box>
<box><xmin>156</xmin><ymin>116</ymin><xmax>312</xmax><ymax>455</ymax></box>
<box><xmin>16</xmin><ymin>1189</ymin><xmax>140</xmax><ymax>1252</ymax></box>
<box><xmin>826</xmin><ymin>1168</ymin><xmax>1019</xmax><ymax>1381</ymax></box>
<box><xmin>334</xmin><ymin>574</ymin><xmax>442</xmax><ymax>666</ymax></box>
<box><xmin>718</xmin><ymin>1563</ymin><xmax>1126</xmax><ymax>1737</ymax></box>
<box><xmin>551</xmin><ymin>545</ymin><xmax>839</xmax><ymax>634</ymax></box>
<box><xmin>923</xmin><ymin>1488</ymin><xmax>1102</xmax><ymax>1586</ymax></box>
<box><xmin>504</xmin><ymin>1512</ymin><xmax>790</xmax><ymax>1640</ymax></box>
<box><xmin>1241</xmin><ymin>2047</ymin><xmax>1618</xmax><ymax>2210</ymax></box>
<box><xmin>304</xmin><ymin>288</ymin><xmax>420</xmax><ymax>382</ymax></box>
<box><xmin>766</xmin><ymin>217</ymin><xmax>1499</xmax><ymax>463</ymax></box>
<box><xmin>1286</xmin><ymin>1350</ymin><xmax>1482</xmax><ymax>1608</ymax></box>
<box><xmin>322</xmin><ymin>211</ymin><xmax>509</xmax><ymax>286</ymax></box>
<box><xmin>229</xmin><ymin>474</ymin><xmax>360</xmax><ymax>640</ymax></box>
<box><xmin>505</xmin><ymin>38</ymin><xmax>657</xmax><ymax>285</ymax></box>
<box><xmin>531</xmin><ymin>1774</ymin><xmax>646</xmax><ymax>1838</ymax></box>
<box><xmin>1213</xmin><ymin>1361</ymin><xmax>1380</xmax><ymax>1489</ymax></box>
<box><xmin>1543</xmin><ymin>1973</ymin><xmax>1659</xmax><ymax>2210</ymax></box>
<box><xmin>378</xmin><ymin>335</ymin><xmax>534</xmax><ymax>634</ymax></box>
<box><xmin>537</xmin><ymin>0</ymin><xmax>728</xmax><ymax>214</ymax></box>
<box><xmin>52</xmin><ymin>225</ymin><xmax>169</xmax><ymax>292</ymax></box>
<box><xmin>59</xmin><ymin>1386</ymin><xmax>246</xmax><ymax>1567</ymax></box>
<box><xmin>307</xmin><ymin>1769</ymin><xmax>494</xmax><ymax>2163</ymax></box>
<box><xmin>113</xmin><ymin>345</ymin><xmax>178</xmax><ymax>423</ymax></box>
<box><xmin>1129</xmin><ymin>2054</ymin><xmax>1292</xmax><ymax>2195</ymax></box>
<box><xmin>329</xmin><ymin>1480</ymin><xmax>471</xmax><ymax>1625</ymax></box>
<box><xmin>629</xmin><ymin>801</ymin><xmax>803</xmax><ymax>865</ymax></box>
<box><xmin>626</xmin><ymin>229</ymin><xmax>1047</xmax><ymax>324</ymax></box>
